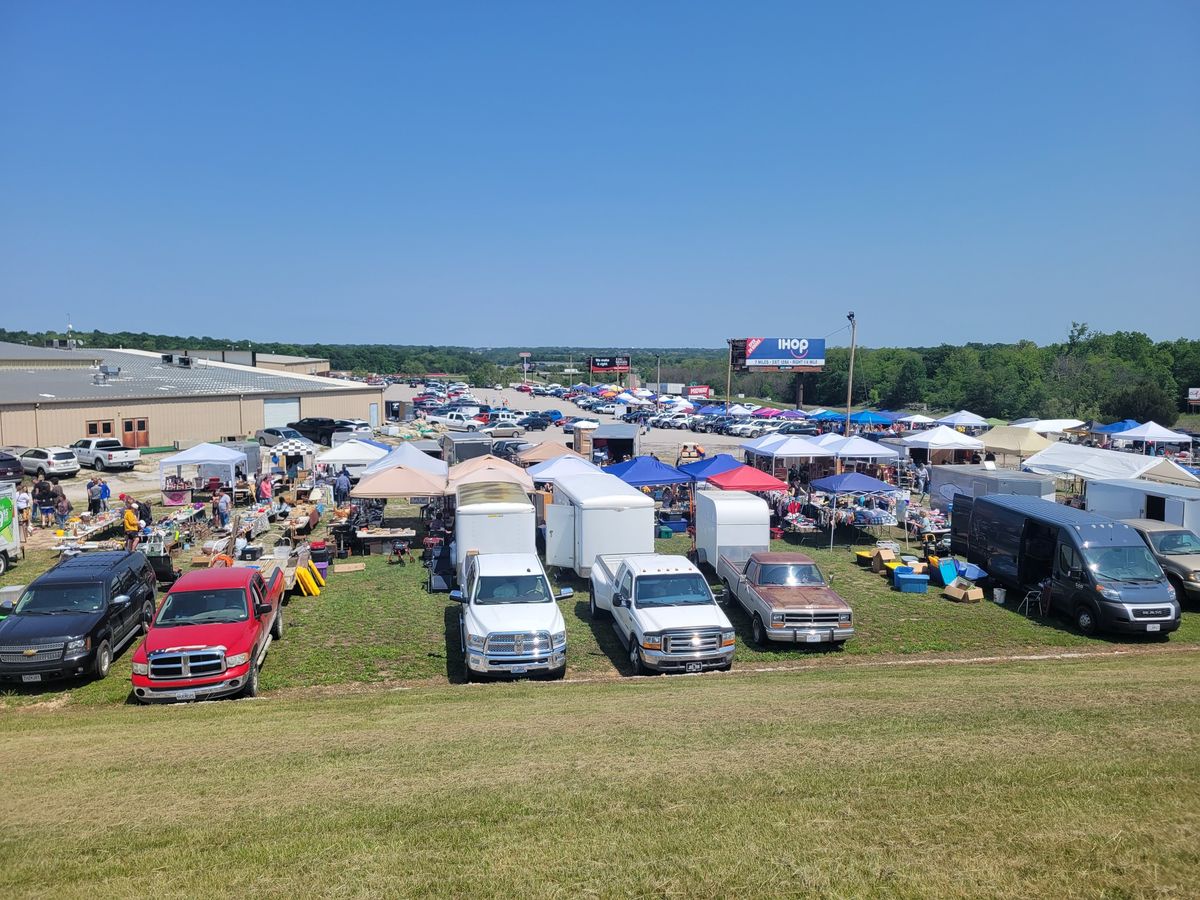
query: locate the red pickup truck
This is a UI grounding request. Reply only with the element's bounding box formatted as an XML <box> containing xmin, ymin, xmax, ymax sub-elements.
<box><xmin>130</xmin><ymin>566</ymin><xmax>285</xmax><ymax>703</ymax></box>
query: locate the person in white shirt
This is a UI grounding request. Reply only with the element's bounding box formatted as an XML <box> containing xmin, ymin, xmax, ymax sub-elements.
<box><xmin>16</xmin><ymin>483</ymin><xmax>33</xmax><ymax>539</ymax></box>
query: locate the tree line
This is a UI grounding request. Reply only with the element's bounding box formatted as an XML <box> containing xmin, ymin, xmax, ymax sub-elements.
<box><xmin>2</xmin><ymin>324</ymin><xmax>1195</xmax><ymax>425</ymax></box>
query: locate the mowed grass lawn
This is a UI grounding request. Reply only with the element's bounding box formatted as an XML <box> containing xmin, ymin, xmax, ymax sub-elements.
<box><xmin>4</xmin><ymin>521</ymin><xmax>1200</xmax><ymax>707</ymax></box>
<box><xmin>1</xmin><ymin>654</ymin><xmax>1197</xmax><ymax>897</ymax></box>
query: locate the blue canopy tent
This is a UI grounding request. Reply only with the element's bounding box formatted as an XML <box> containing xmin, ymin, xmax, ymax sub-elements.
<box><xmin>1093</xmin><ymin>419</ymin><xmax>1140</xmax><ymax>434</ymax></box>
<box><xmin>810</xmin><ymin>472</ymin><xmax>899</xmax><ymax>549</ymax></box>
<box><xmin>678</xmin><ymin>453</ymin><xmax>743</xmax><ymax>482</ymax></box>
<box><xmin>605</xmin><ymin>455</ymin><xmax>690</xmax><ymax>487</ymax></box>
<box><xmin>809</xmin><ymin>410</ymin><xmax>843</xmax><ymax>422</ymax></box>
<box><xmin>849</xmin><ymin>411</ymin><xmax>891</xmax><ymax>426</ymax></box>
<box><xmin>695</xmin><ymin>404</ymin><xmax>725</xmax><ymax>416</ymax></box>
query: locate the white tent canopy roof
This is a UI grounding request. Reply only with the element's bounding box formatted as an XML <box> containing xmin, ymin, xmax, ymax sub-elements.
<box><xmin>935</xmin><ymin>410</ymin><xmax>989</xmax><ymax>427</ymax></box>
<box><xmin>742</xmin><ymin>433</ymin><xmax>789</xmax><ymax>454</ymax></box>
<box><xmin>361</xmin><ymin>442</ymin><xmax>449</xmax><ymax>477</ymax></box>
<box><xmin>1010</xmin><ymin>418</ymin><xmax>1085</xmax><ymax>435</ymax></box>
<box><xmin>1022</xmin><ymin>443</ymin><xmax>1200</xmax><ymax>486</ymax></box>
<box><xmin>900</xmin><ymin>425</ymin><xmax>984</xmax><ymax>450</ymax></box>
<box><xmin>823</xmin><ymin>435</ymin><xmax>900</xmax><ymax>460</ymax></box>
<box><xmin>527</xmin><ymin>455</ymin><xmax>600</xmax><ymax>485</ymax></box>
<box><xmin>760</xmin><ymin>436</ymin><xmax>835</xmax><ymax>459</ymax></box>
<box><xmin>896</xmin><ymin>413</ymin><xmax>936</xmax><ymax>424</ymax></box>
<box><xmin>316</xmin><ymin>439</ymin><xmax>389</xmax><ymax>467</ymax></box>
<box><xmin>810</xmin><ymin>432</ymin><xmax>848</xmax><ymax>447</ymax></box>
<box><xmin>727</xmin><ymin>404</ymin><xmax>752</xmax><ymax>416</ymax></box>
<box><xmin>159</xmin><ymin>442</ymin><xmax>248</xmax><ymax>485</ymax></box>
<box><xmin>1109</xmin><ymin>421</ymin><xmax>1193</xmax><ymax>443</ymax></box>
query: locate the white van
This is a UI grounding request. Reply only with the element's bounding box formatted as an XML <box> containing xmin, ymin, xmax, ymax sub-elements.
<box><xmin>544</xmin><ymin>473</ymin><xmax>655</xmax><ymax>578</ymax></box>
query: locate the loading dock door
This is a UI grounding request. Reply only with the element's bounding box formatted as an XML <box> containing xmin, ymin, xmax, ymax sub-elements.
<box><xmin>263</xmin><ymin>397</ymin><xmax>300</xmax><ymax>429</ymax></box>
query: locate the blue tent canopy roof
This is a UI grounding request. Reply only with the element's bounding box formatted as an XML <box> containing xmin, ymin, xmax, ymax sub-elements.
<box><xmin>849</xmin><ymin>410</ymin><xmax>890</xmax><ymax>425</ymax></box>
<box><xmin>1093</xmin><ymin>419</ymin><xmax>1141</xmax><ymax>434</ymax></box>
<box><xmin>604</xmin><ymin>455</ymin><xmax>691</xmax><ymax>486</ymax></box>
<box><xmin>677</xmin><ymin>453</ymin><xmax>743</xmax><ymax>481</ymax></box>
<box><xmin>809</xmin><ymin>410</ymin><xmax>844</xmax><ymax>422</ymax></box>
<box><xmin>810</xmin><ymin>472</ymin><xmax>895</xmax><ymax>494</ymax></box>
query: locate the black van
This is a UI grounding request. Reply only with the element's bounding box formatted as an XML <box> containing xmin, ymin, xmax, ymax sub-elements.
<box><xmin>0</xmin><ymin>551</ymin><xmax>157</xmax><ymax>682</ymax></box>
<box><xmin>951</xmin><ymin>495</ymin><xmax>1179</xmax><ymax>636</ymax></box>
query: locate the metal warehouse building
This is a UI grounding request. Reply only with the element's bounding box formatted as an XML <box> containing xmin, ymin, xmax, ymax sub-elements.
<box><xmin>0</xmin><ymin>341</ymin><xmax>383</xmax><ymax>449</ymax></box>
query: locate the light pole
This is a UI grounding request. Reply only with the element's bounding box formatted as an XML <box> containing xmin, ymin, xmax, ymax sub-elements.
<box><xmin>656</xmin><ymin>354</ymin><xmax>661</xmax><ymax>391</ymax></box>
<box><xmin>844</xmin><ymin>311</ymin><xmax>857</xmax><ymax>438</ymax></box>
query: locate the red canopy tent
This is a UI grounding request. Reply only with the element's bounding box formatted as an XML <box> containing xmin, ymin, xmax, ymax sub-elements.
<box><xmin>705</xmin><ymin>465</ymin><xmax>789</xmax><ymax>492</ymax></box>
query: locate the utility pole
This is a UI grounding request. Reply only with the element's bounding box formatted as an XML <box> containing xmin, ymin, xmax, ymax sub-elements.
<box><xmin>844</xmin><ymin>311</ymin><xmax>857</xmax><ymax>438</ymax></box>
<box><xmin>725</xmin><ymin>341</ymin><xmax>734</xmax><ymax>412</ymax></box>
<box><xmin>656</xmin><ymin>354</ymin><xmax>661</xmax><ymax>391</ymax></box>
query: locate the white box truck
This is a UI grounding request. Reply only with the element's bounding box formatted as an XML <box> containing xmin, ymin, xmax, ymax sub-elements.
<box><xmin>0</xmin><ymin>483</ymin><xmax>20</xmax><ymax>577</ymax></box>
<box><xmin>1085</xmin><ymin>478</ymin><xmax>1200</xmax><ymax>532</ymax></box>
<box><xmin>452</xmin><ymin>481</ymin><xmax>537</xmax><ymax>587</ymax></box>
<box><xmin>544</xmin><ymin>472</ymin><xmax>655</xmax><ymax>578</ymax></box>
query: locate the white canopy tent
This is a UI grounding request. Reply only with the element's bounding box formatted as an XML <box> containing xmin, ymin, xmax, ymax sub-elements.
<box><xmin>159</xmin><ymin>442</ymin><xmax>248</xmax><ymax>488</ymax></box>
<box><xmin>1010</xmin><ymin>418</ymin><xmax>1086</xmax><ymax>435</ymax></box>
<box><xmin>810</xmin><ymin>432</ymin><xmax>848</xmax><ymax>447</ymax></box>
<box><xmin>316</xmin><ymin>439</ymin><xmax>389</xmax><ymax>468</ymax></box>
<box><xmin>824</xmin><ymin>435</ymin><xmax>900</xmax><ymax>461</ymax></box>
<box><xmin>527</xmin><ymin>455</ymin><xmax>600</xmax><ymax>485</ymax></box>
<box><xmin>1108</xmin><ymin>421</ymin><xmax>1193</xmax><ymax>445</ymax></box>
<box><xmin>900</xmin><ymin>425</ymin><xmax>984</xmax><ymax>451</ymax></box>
<box><xmin>935</xmin><ymin>410</ymin><xmax>989</xmax><ymax>428</ymax></box>
<box><xmin>1022</xmin><ymin>443</ymin><xmax>1199</xmax><ymax>487</ymax></box>
<box><xmin>896</xmin><ymin>413</ymin><xmax>936</xmax><ymax>425</ymax></box>
<box><xmin>742</xmin><ymin>433</ymin><xmax>789</xmax><ymax>454</ymax></box>
<box><xmin>727</xmin><ymin>404</ymin><xmax>753</xmax><ymax>416</ymax></box>
<box><xmin>361</xmin><ymin>442</ymin><xmax>449</xmax><ymax>477</ymax></box>
<box><xmin>760</xmin><ymin>436</ymin><xmax>835</xmax><ymax>460</ymax></box>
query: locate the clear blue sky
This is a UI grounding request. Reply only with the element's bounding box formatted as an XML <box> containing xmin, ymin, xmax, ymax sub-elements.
<box><xmin>3</xmin><ymin>1</ymin><xmax>1197</xmax><ymax>349</ymax></box>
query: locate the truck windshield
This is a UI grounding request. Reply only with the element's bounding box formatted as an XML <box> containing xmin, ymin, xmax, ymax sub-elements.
<box><xmin>758</xmin><ymin>563</ymin><xmax>825</xmax><ymax>586</ymax></box>
<box><xmin>1083</xmin><ymin>546</ymin><xmax>1163</xmax><ymax>582</ymax></box>
<box><xmin>475</xmin><ymin>575</ymin><xmax>553</xmax><ymax>605</ymax></box>
<box><xmin>635</xmin><ymin>574</ymin><xmax>712</xmax><ymax>608</ymax></box>
<box><xmin>155</xmin><ymin>589</ymin><xmax>249</xmax><ymax>626</ymax></box>
<box><xmin>15</xmin><ymin>585</ymin><xmax>104</xmax><ymax>615</ymax></box>
<box><xmin>1148</xmin><ymin>530</ymin><xmax>1200</xmax><ymax>555</ymax></box>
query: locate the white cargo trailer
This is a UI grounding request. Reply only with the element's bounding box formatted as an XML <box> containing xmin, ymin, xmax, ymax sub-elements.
<box><xmin>693</xmin><ymin>490</ymin><xmax>770</xmax><ymax>567</ymax></box>
<box><xmin>1085</xmin><ymin>478</ymin><xmax>1200</xmax><ymax>532</ymax></box>
<box><xmin>452</xmin><ymin>481</ymin><xmax>536</xmax><ymax>586</ymax></box>
<box><xmin>544</xmin><ymin>473</ymin><xmax>655</xmax><ymax>577</ymax></box>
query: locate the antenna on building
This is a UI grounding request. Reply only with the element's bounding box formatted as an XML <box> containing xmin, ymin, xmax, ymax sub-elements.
<box><xmin>66</xmin><ymin>314</ymin><xmax>77</xmax><ymax>351</ymax></box>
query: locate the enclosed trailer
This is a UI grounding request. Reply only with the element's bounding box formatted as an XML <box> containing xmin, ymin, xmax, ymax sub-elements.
<box><xmin>440</xmin><ymin>433</ymin><xmax>492</xmax><ymax>467</ymax></box>
<box><xmin>544</xmin><ymin>472</ymin><xmax>655</xmax><ymax>577</ymax></box>
<box><xmin>928</xmin><ymin>464</ymin><xmax>1055</xmax><ymax>512</ymax></box>
<box><xmin>693</xmin><ymin>490</ymin><xmax>770</xmax><ymax>567</ymax></box>
<box><xmin>1085</xmin><ymin>479</ymin><xmax>1200</xmax><ymax>532</ymax></box>
<box><xmin>452</xmin><ymin>481</ymin><xmax>536</xmax><ymax>586</ymax></box>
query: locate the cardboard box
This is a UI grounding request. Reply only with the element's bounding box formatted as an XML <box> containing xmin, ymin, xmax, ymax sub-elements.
<box><xmin>944</xmin><ymin>579</ymin><xmax>984</xmax><ymax>603</ymax></box>
<box><xmin>870</xmin><ymin>548</ymin><xmax>897</xmax><ymax>573</ymax></box>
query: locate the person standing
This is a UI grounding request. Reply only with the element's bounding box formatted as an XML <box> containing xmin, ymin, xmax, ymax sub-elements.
<box><xmin>334</xmin><ymin>468</ymin><xmax>351</xmax><ymax>505</ymax></box>
<box><xmin>86</xmin><ymin>477</ymin><xmax>103</xmax><ymax>516</ymax></box>
<box><xmin>916</xmin><ymin>463</ymin><xmax>929</xmax><ymax>502</ymax></box>
<box><xmin>98</xmin><ymin>478</ymin><xmax>111</xmax><ymax>512</ymax></box>
<box><xmin>16</xmin><ymin>482</ymin><xmax>33</xmax><ymax>540</ymax></box>
<box><xmin>217</xmin><ymin>489</ymin><xmax>232</xmax><ymax>528</ymax></box>
<box><xmin>33</xmin><ymin>476</ymin><xmax>54</xmax><ymax>528</ymax></box>
<box><xmin>54</xmin><ymin>492</ymin><xmax>71</xmax><ymax>529</ymax></box>
<box><xmin>123</xmin><ymin>497</ymin><xmax>141</xmax><ymax>552</ymax></box>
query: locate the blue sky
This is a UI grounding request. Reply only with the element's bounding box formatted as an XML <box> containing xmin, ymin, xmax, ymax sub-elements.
<box><xmin>2</xmin><ymin>1</ymin><xmax>1197</xmax><ymax>348</ymax></box>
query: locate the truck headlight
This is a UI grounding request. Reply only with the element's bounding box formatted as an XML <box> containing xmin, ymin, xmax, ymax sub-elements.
<box><xmin>641</xmin><ymin>634</ymin><xmax>662</xmax><ymax>650</ymax></box>
<box><xmin>721</xmin><ymin>630</ymin><xmax>736</xmax><ymax>647</ymax></box>
<box><xmin>770</xmin><ymin>612</ymin><xmax>785</xmax><ymax>626</ymax></box>
<box><xmin>839</xmin><ymin>613</ymin><xmax>852</xmax><ymax>623</ymax></box>
<box><xmin>551</xmin><ymin>631</ymin><xmax>567</xmax><ymax>649</ymax></box>
<box><xmin>1096</xmin><ymin>584</ymin><xmax>1122</xmax><ymax>601</ymax></box>
<box><xmin>1186</xmin><ymin>571</ymin><xmax>1200</xmax><ymax>583</ymax></box>
<box><xmin>66</xmin><ymin>637</ymin><xmax>90</xmax><ymax>652</ymax></box>
<box><xmin>225</xmin><ymin>652</ymin><xmax>251</xmax><ymax>667</ymax></box>
<box><xmin>1165</xmin><ymin>583</ymin><xmax>1176</xmax><ymax>601</ymax></box>
<box><xmin>131</xmin><ymin>662</ymin><xmax>149</xmax><ymax>675</ymax></box>
<box><xmin>467</xmin><ymin>634</ymin><xmax>486</xmax><ymax>651</ymax></box>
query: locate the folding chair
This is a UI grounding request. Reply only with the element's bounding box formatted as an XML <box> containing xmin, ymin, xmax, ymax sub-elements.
<box><xmin>388</xmin><ymin>540</ymin><xmax>413</xmax><ymax>565</ymax></box>
<box><xmin>1017</xmin><ymin>587</ymin><xmax>1045</xmax><ymax>617</ymax></box>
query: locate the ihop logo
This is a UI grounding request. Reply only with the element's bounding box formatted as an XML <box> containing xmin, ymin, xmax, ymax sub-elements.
<box><xmin>777</xmin><ymin>338</ymin><xmax>810</xmax><ymax>357</ymax></box>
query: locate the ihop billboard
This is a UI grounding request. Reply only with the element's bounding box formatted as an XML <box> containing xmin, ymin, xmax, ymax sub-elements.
<box><xmin>743</xmin><ymin>337</ymin><xmax>826</xmax><ymax>369</ymax></box>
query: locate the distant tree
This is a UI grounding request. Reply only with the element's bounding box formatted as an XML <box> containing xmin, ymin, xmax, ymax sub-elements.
<box><xmin>1102</xmin><ymin>379</ymin><xmax>1179</xmax><ymax>426</ymax></box>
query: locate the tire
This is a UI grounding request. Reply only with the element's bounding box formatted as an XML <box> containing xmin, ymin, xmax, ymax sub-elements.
<box><xmin>94</xmin><ymin>458</ymin><xmax>105</xmax><ymax>472</ymax></box>
<box><xmin>1075</xmin><ymin>603</ymin><xmax>1100</xmax><ymax>637</ymax></box>
<box><xmin>589</xmin><ymin>592</ymin><xmax>607</xmax><ymax>620</ymax></box>
<box><xmin>93</xmin><ymin>639</ymin><xmax>112</xmax><ymax>679</ymax></box>
<box><xmin>629</xmin><ymin>638</ymin><xmax>647</xmax><ymax>675</ymax></box>
<box><xmin>271</xmin><ymin>607</ymin><xmax>284</xmax><ymax>640</ymax></box>
<box><xmin>466</xmin><ymin>425</ymin><xmax>477</xmax><ymax>432</ymax></box>
<box><xmin>514</xmin><ymin>429</ymin><xmax>524</xmax><ymax>436</ymax></box>
<box><xmin>241</xmin><ymin>659</ymin><xmax>260</xmax><ymax>697</ymax></box>
<box><xmin>751</xmin><ymin>613</ymin><xmax>767</xmax><ymax>646</ymax></box>
<box><xmin>36</xmin><ymin>468</ymin><xmax>46</xmax><ymax>478</ymax></box>
<box><xmin>0</xmin><ymin>553</ymin><xmax>7</xmax><ymax>577</ymax></box>
<box><xmin>140</xmin><ymin>600</ymin><xmax>155</xmax><ymax>634</ymax></box>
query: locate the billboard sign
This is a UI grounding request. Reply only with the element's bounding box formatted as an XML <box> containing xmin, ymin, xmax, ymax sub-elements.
<box><xmin>1190</xmin><ymin>388</ymin><xmax>1200</xmax><ymax>401</ymax></box>
<box><xmin>740</xmin><ymin>337</ymin><xmax>826</xmax><ymax>369</ymax></box>
<box><xmin>589</xmin><ymin>356</ymin><xmax>630</xmax><ymax>374</ymax></box>
<box><xmin>685</xmin><ymin>385</ymin><xmax>712</xmax><ymax>398</ymax></box>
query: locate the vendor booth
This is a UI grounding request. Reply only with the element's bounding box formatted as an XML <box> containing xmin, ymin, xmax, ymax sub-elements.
<box><xmin>159</xmin><ymin>443</ymin><xmax>248</xmax><ymax>506</ymax></box>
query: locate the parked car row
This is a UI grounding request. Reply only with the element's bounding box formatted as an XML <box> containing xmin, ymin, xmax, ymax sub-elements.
<box><xmin>1</xmin><ymin>441</ymin><xmax>144</xmax><ymax>480</ymax></box>
<box><xmin>286</xmin><ymin>417</ymin><xmax>372</xmax><ymax>446</ymax></box>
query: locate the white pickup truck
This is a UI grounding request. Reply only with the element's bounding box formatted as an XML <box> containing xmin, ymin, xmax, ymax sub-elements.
<box><xmin>69</xmin><ymin>438</ymin><xmax>140</xmax><ymax>471</ymax></box>
<box><xmin>452</xmin><ymin>553</ymin><xmax>572</xmax><ymax>680</ymax></box>
<box><xmin>428</xmin><ymin>410</ymin><xmax>485</xmax><ymax>431</ymax></box>
<box><xmin>590</xmin><ymin>553</ymin><xmax>734</xmax><ymax>674</ymax></box>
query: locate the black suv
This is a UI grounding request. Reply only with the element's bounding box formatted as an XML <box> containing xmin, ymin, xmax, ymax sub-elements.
<box><xmin>0</xmin><ymin>551</ymin><xmax>157</xmax><ymax>683</ymax></box>
<box><xmin>0</xmin><ymin>452</ymin><xmax>22</xmax><ymax>484</ymax></box>
<box><xmin>287</xmin><ymin>417</ymin><xmax>339</xmax><ymax>445</ymax></box>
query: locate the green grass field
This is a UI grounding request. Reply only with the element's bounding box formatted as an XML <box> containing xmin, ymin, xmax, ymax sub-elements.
<box><xmin>1</xmin><ymin>653</ymin><xmax>1196</xmax><ymax>897</ymax></box>
<box><xmin>3</xmin><ymin>519</ymin><xmax>1199</xmax><ymax>708</ymax></box>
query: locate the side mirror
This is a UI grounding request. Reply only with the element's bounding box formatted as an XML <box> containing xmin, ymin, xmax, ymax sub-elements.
<box><xmin>1068</xmin><ymin>568</ymin><xmax>1084</xmax><ymax>581</ymax></box>
<box><xmin>613</xmin><ymin>593</ymin><xmax>625</xmax><ymax>607</ymax></box>
<box><xmin>112</xmin><ymin>594</ymin><xmax>131</xmax><ymax>607</ymax></box>
<box><xmin>254</xmin><ymin>602</ymin><xmax>272</xmax><ymax>618</ymax></box>
<box><xmin>556</xmin><ymin>587</ymin><xmax>574</xmax><ymax>600</ymax></box>
<box><xmin>0</xmin><ymin>599</ymin><xmax>14</xmax><ymax>613</ymax></box>
<box><xmin>449</xmin><ymin>590</ymin><xmax>465</xmax><ymax>603</ymax></box>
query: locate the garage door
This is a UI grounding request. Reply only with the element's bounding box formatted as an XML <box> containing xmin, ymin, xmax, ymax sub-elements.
<box><xmin>263</xmin><ymin>397</ymin><xmax>300</xmax><ymax>429</ymax></box>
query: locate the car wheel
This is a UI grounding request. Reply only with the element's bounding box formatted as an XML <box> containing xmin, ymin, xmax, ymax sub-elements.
<box><xmin>140</xmin><ymin>600</ymin><xmax>155</xmax><ymax>634</ymax></box>
<box><xmin>36</xmin><ymin>468</ymin><xmax>47</xmax><ymax>478</ymax></box>
<box><xmin>466</xmin><ymin>425</ymin><xmax>477</xmax><ymax>432</ymax></box>
<box><xmin>241</xmin><ymin>660</ymin><xmax>260</xmax><ymax>697</ymax></box>
<box><xmin>629</xmin><ymin>639</ymin><xmax>647</xmax><ymax>675</ymax></box>
<box><xmin>271</xmin><ymin>607</ymin><xmax>284</xmax><ymax>640</ymax></box>
<box><xmin>1075</xmin><ymin>604</ymin><xmax>1099</xmax><ymax>636</ymax></box>
<box><xmin>94</xmin><ymin>457</ymin><xmax>105</xmax><ymax>472</ymax></box>
<box><xmin>515</xmin><ymin>429</ymin><xmax>524</xmax><ymax>436</ymax></box>
<box><xmin>0</xmin><ymin>553</ymin><xmax>7</xmax><ymax>577</ymax></box>
<box><xmin>751</xmin><ymin>613</ymin><xmax>767</xmax><ymax>646</ymax></box>
<box><xmin>590</xmin><ymin>592</ymin><xmax>607</xmax><ymax>620</ymax></box>
<box><xmin>93</xmin><ymin>639</ymin><xmax>112</xmax><ymax>679</ymax></box>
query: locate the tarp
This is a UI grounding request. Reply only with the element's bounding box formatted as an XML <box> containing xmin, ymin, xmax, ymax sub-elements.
<box><xmin>1109</xmin><ymin>421</ymin><xmax>1192</xmax><ymax>443</ymax></box>
<box><xmin>811</xmin><ymin>472</ymin><xmax>896</xmax><ymax>494</ymax></box>
<box><xmin>604</xmin><ymin>455</ymin><xmax>690</xmax><ymax>487</ymax></box>
<box><xmin>317</xmin><ymin>439</ymin><xmax>390</xmax><ymax>467</ymax></box>
<box><xmin>361</xmin><ymin>442</ymin><xmax>448</xmax><ymax>477</ymax></box>
<box><xmin>527</xmin><ymin>455</ymin><xmax>600</xmax><ymax>484</ymax></box>
<box><xmin>979</xmin><ymin>426</ymin><xmax>1053</xmax><ymax>457</ymax></box>
<box><xmin>677</xmin><ymin>453</ymin><xmax>744</xmax><ymax>481</ymax></box>
<box><xmin>935</xmin><ymin>410</ymin><xmax>989</xmax><ymax>427</ymax></box>
<box><xmin>515</xmin><ymin>442</ymin><xmax>584</xmax><ymax>465</ymax></box>
<box><xmin>900</xmin><ymin>425</ymin><xmax>984</xmax><ymax>451</ymax></box>
<box><xmin>1093</xmin><ymin>419</ymin><xmax>1140</xmax><ymax>434</ymax></box>
<box><xmin>823</xmin><ymin>435</ymin><xmax>899</xmax><ymax>460</ymax></box>
<box><xmin>159</xmin><ymin>442</ymin><xmax>248</xmax><ymax>486</ymax></box>
<box><xmin>849</xmin><ymin>410</ymin><xmax>890</xmax><ymax>425</ymax></box>
<box><xmin>705</xmin><ymin>465</ymin><xmax>790</xmax><ymax>492</ymax></box>
<box><xmin>351</xmin><ymin>465</ymin><xmax>447</xmax><ymax>498</ymax></box>
<box><xmin>1022</xmin><ymin>443</ymin><xmax>1200</xmax><ymax>486</ymax></box>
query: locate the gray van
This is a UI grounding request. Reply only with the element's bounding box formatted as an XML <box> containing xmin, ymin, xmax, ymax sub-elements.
<box><xmin>951</xmin><ymin>495</ymin><xmax>1179</xmax><ymax>636</ymax></box>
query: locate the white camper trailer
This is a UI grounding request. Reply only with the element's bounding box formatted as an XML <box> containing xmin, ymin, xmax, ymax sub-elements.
<box><xmin>544</xmin><ymin>473</ymin><xmax>655</xmax><ymax>577</ymax></box>
<box><xmin>1085</xmin><ymin>478</ymin><xmax>1200</xmax><ymax>532</ymax></box>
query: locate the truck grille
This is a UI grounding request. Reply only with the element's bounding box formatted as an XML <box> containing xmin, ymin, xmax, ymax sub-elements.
<box><xmin>783</xmin><ymin>611</ymin><xmax>842</xmax><ymax>627</ymax></box>
<box><xmin>148</xmin><ymin>649</ymin><xmax>227</xmax><ymax>680</ymax></box>
<box><xmin>484</xmin><ymin>632</ymin><xmax>551</xmax><ymax>656</ymax></box>
<box><xmin>663</xmin><ymin>631</ymin><xmax>720</xmax><ymax>654</ymax></box>
<box><xmin>0</xmin><ymin>642</ymin><xmax>65</xmax><ymax>664</ymax></box>
<box><xmin>1132</xmin><ymin>607</ymin><xmax>1171</xmax><ymax>619</ymax></box>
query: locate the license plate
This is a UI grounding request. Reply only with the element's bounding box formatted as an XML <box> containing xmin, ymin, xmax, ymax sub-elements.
<box><xmin>509</xmin><ymin>666</ymin><xmax>527</xmax><ymax>675</ymax></box>
<box><xmin>21</xmin><ymin>673</ymin><xmax>41</xmax><ymax>683</ymax></box>
<box><xmin>805</xmin><ymin>633</ymin><xmax>823</xmax><ymax>643</ymax></box>
<box><xmin>684</xmin><ymin>661</ymin><xmax>703</xmax><ymax>673</ymax></box>
<box><xmin>175</xmin><ymin>690</ymin><xmax>197</xmax><ymax>700</ymax></box>
<box><xmin>1146</xmin><ymin>623</ymin><xmax>1160</xmax><ymax>632</ymax></box>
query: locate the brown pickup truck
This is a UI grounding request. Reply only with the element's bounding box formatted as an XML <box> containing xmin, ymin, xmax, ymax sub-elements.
<box><xmin>718</xmin><ymin>551</ymin><xmax>854</xmax><ymax>646</ymax></box>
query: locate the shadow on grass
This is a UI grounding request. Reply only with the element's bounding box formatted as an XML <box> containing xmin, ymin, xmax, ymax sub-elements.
<box><xmin>571</xmin><ymin>598</ymin><xmax>634</xmax><ymax>675</ymax></box>
<box><xmin>443</xmin><ymin>604</ymin><xmax>466</xmax><ymax>684</ymax></box>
